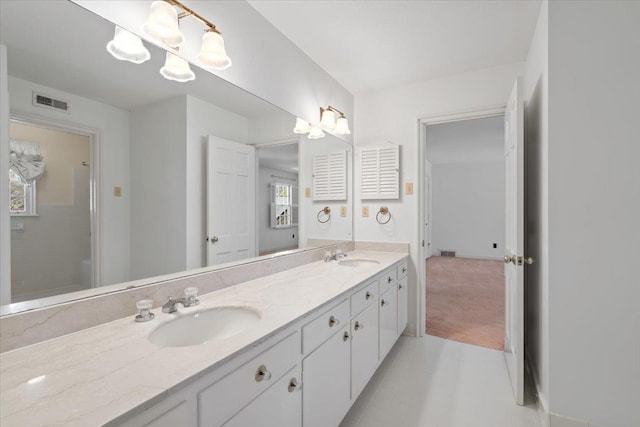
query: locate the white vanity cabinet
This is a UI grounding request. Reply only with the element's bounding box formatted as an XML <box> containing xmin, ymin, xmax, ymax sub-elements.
<box><xmin>116</xmin><ymin>256</ymin><xmax>409</xmax><ymax>427</ymax></box>
<box><xmin>350</xmin><ymin>301</ymin><xmax>379</xmax><ymax>400</ymax></box>
<box><xmin>224</xmin><ymin>366</ymin><xmax>302</xmax><ymax>427</ymax></box>
<box><xmin>302</xmin><ymin>325</ymin><xmax>352</xmax><ymax>427</ymax></box>
<box><xmin>379</xmin><ymin>285</ymin><xmax>398</xmax><ymax>360</ymax></box>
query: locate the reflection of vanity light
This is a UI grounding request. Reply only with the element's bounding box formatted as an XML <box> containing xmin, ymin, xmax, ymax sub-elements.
<box><xmin>197</xmin><ymin>31</ymin><xmax>232</xmax><ymax>70</ymax></box>
<box><xmin>335</xmin><ymin>116</ymin><xmax>351</xmax><ymax>135</ymax></box>
<box><xmin>308</xmin><ymin>126</ymin><xmax>325</xmax><ymax>139</ymax></box>
<box><xmin>293</xmin><ymin>118</ymin><xmax>311</xmax><ymax>134</ymax></box>
<box><xmin>320</xmin><ymin>108</ymin><xmax>336</xmax><ymax>130</ymax></box>
<box><xmin>141</xmin><ymin>0</ymin><xmax>185</xmax><ymax>48</ymax></box>
<box><xmin>106</xmin><ymin>26</ymin><xmax>151</xmax><ymax>64</ymax></box>
<box><xmin>27</xmin><ymin>375</ymin><xmax>46</xmax><ymax>385</ymax></box>
<box><xmin>160</xmin><ymin>52</ymin><xmax>196</xmax><ymax>82</ymax></box>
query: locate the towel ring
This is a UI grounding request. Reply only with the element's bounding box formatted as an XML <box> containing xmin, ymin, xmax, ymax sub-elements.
<box><xmin>317</xmin><ymin>206</ymin><xmax>331</xmax><ymax>223</ymax></box>
<box><xmin>376</xmin><ymin>206</ymin><xmax>391</xmax><ymax>224</ymax></box>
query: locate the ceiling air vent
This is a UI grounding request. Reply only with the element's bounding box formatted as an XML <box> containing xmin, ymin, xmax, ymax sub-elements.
<box><xmin>32</xmin><ymin>92</ymin><xmax>70</xmax><ymax>113</ymax></box>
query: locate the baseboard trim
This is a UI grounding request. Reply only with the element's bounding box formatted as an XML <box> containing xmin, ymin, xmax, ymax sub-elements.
<box><xmin>525</xmin><ymin>350</ymin><xmax>550</xmax><ymax>427</ymax></box>
<box><xmin>549</xmin><ymin>413</ymin><xmax>589</xmax><ymax>427</ymax></box>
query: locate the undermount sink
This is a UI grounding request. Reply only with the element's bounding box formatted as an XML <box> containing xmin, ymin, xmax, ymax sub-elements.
<box><xmin>148</xmin><ymin>306</ymin><xmax>261</xmax><ymax>347</ymax></box>
<box><xmin>338</xmin><ymin>258</ymin><xmax>381</xmax><ymax>267</ymax></box>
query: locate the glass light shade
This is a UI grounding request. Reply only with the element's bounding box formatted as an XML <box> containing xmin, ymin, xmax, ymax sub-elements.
<box><xmin>293</xmin><ymin>118</ymin><xmax>311</xmax><ymax>134</ymax></box>
<box><xmin>197</xmin><ymin>31</ymin><xmax>232</xmax><ymax>70</ymax></box>
<box><xmin>106</xmin><ymin>26</ymin><xmax>150</xmax><ymax>64</ymax></box>
<box><xmin>160</xmin><ymin>52</ymin><xmax>195</xmax><ymax>82</ymax></box>
<box><xmin>320</xmin><ymin>109</ymin><xmax>336</xmax><ymax>129</ymax></box>
<box><xmin>141</xmin><ymin>1</ymin><xmax>184</xmax><ymax>47</ymax></box>
<box><xmin>308</xmin><ymin>126</ymin><xmax>325</xmax><ymax>139</ymax></box>
<box><xmin>335</xmin><ymin>116</ymin><xmax>351</xmax><ymax>135</ymax></box>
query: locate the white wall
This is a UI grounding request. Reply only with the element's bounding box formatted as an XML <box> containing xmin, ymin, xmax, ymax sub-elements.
<box><xmin>185</xmin><ymin>95</ymin><xmax>249</xmax><ymax>270</ymax></box>
<box><xmin>130</xmin><ymin>96</ymin><xmax>187</xmax><ymax>280</ymax></box>
<box><xmin>6</xmin><ymin>76</ymin><xmax>131</xmax><ymax>287</ymax></box>
<box><xmin>546</xmin><ymin>2</ymin><xmax>640</xmax><ymax>426</ymax></box>
<box><xmin>71</xmin><ymin>0</ymin><xmax>353</xmax><ymax>142</ymax></box>
<box><xmin>257</xmin><ymin>167</ymin><xmax>298</xmax><ymax>254</ymax></box>
<box><xmin>354</xmin><ymin>62</ymin><xmax>525</xmax><ymax>336</ymax></box>
<box><xmin>523</xmin><ymin>0</ymin><xmax>549</xmax><ymax>416</ymax></box>
<box><xmin>431</xmin><ymin>162</ymin><xmax>505</xmax><ymax>259</ymax></box>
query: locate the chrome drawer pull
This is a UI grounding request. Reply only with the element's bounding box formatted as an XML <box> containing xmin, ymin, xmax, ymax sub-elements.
<box><xmin>365</xmin><ymin>291</ymin><xmax>373</xmax><ymax>300</ymax></box>
<box><xmin>255</xmin><ymin>365</ymin><xmax>272</xmax><ymax>382</ymax></box>
<box><xmin>288</xmin><ymin>377</ymin><xmax>302</xmax><ymax>392</ymax></box>
<box><xmin>354</xmin><ymin>321</ymin><xmax>364</xmax><ymax>331</ymax></box>
<box><xmin>329</xmin><ymin>315</ymin><xmax>339</xmax><ymax>327</ymax></box>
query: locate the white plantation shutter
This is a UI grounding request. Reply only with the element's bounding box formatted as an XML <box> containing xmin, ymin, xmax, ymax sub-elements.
<box><xmin>313</xmin><ymin>150</ymin><xmax>347</xmax><ymax>201</ymax></box>
<box><xmin>360</xmin><ymin>146</ymin><xmax>400</xmax><ymax>199</ymax></box>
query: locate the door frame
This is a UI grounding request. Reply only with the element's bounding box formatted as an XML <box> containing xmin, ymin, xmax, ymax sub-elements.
<box><xmin>417</xmin><ymin>105</ymin><xmax>505</xmax><ymax>336</ymax></box>
<box><xmin>8</xmin><ymin>111</ymin><xmax>101</xmax><ymax>289</ymax></box>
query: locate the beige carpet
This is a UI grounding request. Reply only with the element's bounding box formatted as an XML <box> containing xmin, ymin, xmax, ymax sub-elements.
<box><xmin>426</xmin><ymin>256</ymin><xmax>505</xmax><ymax>350</ymax></box>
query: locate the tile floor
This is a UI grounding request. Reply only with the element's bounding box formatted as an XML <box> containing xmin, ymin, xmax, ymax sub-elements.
<box><xmin>340</xmin><ymin>335</ymin><xmax>541</xmax><ymax>427</ymax></box>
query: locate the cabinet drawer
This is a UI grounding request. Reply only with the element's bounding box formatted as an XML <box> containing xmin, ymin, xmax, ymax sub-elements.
<box><xmin>302</xmin><ymin>299</ymin><xmax>349</xmax><ymax>354</ymax></box>
<box><xmin>350</xmin><ymin>280</ymin><xmax>377</xmax><ymax>317</ymax></box>
<box><xmin>378</xmin><ymin>268</ymin><xmax>397</xmax><ymax>294</ymax></box>
<box><xmin>198</xmin><ymin>332</ymin><xmax>300</xmax><ymax>426</ymax></box>
<box><xmin>397</xmin><ymin>261</ymin><xmax>408</xmax><ymax>280</ymax></box>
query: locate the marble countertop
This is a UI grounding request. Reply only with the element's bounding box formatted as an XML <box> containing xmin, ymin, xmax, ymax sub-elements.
<box><xmin>0</xmin><ymin>250</ymin><xmax>407</xmax><ymax>426</ymax></box>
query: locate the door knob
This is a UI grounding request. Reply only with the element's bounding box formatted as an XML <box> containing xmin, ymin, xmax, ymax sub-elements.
<box><xmin>503</xmin><ymin>255</ymin><xmax>515</xmax><ymax>264</ymax></box>
<box><xmin>209</xmin><ymin>236</ymin><xmax>219</xmax><ymax>243</ymax></box>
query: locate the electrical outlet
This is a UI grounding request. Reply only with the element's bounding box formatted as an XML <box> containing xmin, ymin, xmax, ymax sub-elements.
<box><xmin>114</xmin><ymin>186</ymin><xmax>122</xmax><ymax>197</ymax></box>
<box><xmin>340</xmin><ymin>206</ymin><xmax>347</xmax><ymax>217</ymax></box>
<box><xmin>405</xmin><ymin>182</ymin><xmax>414</xmax><ymax>195</ymax></box>
<box><xmin>362</xmin><ymin>206</ymin><xmax>369</xmax><ymax>217</ymax></box>
<box><xmin>305</xmin><ymin>187</ymin><xmax>311</xmax><ymax>198</ymax></box>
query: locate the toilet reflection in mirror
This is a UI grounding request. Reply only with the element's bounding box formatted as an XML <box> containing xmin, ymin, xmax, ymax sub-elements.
<box><xmin>0</xmin><ymin>0</ymin><xmax>352</xmax><ymax>310</ymax></box>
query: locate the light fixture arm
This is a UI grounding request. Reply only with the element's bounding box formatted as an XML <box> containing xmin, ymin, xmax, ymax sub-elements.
<box><xmin>164</xmin><ymin>0</ymin><xmax>222</xmax><ymax>34</ymax></box>
<box><xmin>321</xmin><ymin>105</ymin><xmax>347</xmax><ymax>119</ymax></box>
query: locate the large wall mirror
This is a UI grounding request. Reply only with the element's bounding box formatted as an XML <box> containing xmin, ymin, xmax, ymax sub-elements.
<box><xmin>0</xmin><ymin>0</ymin><xmax>353</xmax><ymax>313</ymax></box>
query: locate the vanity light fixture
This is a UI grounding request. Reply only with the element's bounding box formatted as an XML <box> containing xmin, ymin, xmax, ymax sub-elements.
<box><xmin>106</xmin><ymin>26</ymin><xmax>151</xmax><ymax>64</ymax></box>
<box><xmin>160</xmin><ymin>51</ymin><xmax>196</xmax><ymax>82</ymax></box>
<box><xmin>293</xmin><ymin>118</ymin><xmax>312</xmax><ymax>134</ymax></box>
<box><xmin>308</xmin><ymin>126</ymin><xmax>326</xmax><ymax>139</ymax></box>
<box><xmin>141</xmin><ymin>0</ymin><xmax>185</xmax><ymax>48</ymax></box>
<box><xmin>321</xmin><ymin>105</ymin><xmax>351</xmax><ymax>135</ymax></box>
<box><xmin>197</xmin><ymin>30</ymin><xmax>232</xmax><ymax>70</ymax></box>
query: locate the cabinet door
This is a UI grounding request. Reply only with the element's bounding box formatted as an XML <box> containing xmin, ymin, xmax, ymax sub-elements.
<box><xmin>303</xmin><ymin>326</ymin><xmax>351</xmax><ymax>427</ymax></box>
<box><xmin>224</xmin><ymin>366</ymin><xmax>302</xmax><ymax>427</ymax></box>
<box><xmin>379</xmin><ymin>286</ymin><xmax>398</xmax><ymax>360</ymax></box>
<box><xmin>351</xmin><ymin>302</ymin><xmax>379</xmax><ymax>400</ymax></box>
<box><xmin>397</xmin><ymin>276</ymin><xmax>408</xmax><ymax>337</ymax></box>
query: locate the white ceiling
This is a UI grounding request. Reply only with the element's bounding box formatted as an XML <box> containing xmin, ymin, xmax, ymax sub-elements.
<box><xmin>426</xmin><ymin>115</ymin><xmax>504</xmax><ymax>164</ymax></box>
<box><xmin>249</xmin><ymin>0</ymin><xmax>542</xmax><ymax>94</ymax></box>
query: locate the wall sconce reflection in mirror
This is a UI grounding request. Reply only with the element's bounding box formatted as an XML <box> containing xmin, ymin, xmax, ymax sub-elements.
<box><xmin>317</xmin><ymin>206</ymin><xmax>331</xmax><ymax>223</ymax></box>
<box><xmin>106</xmin><ymin>0</ymin><xmax>231</xmax><ymax>83</ymax></box>
<box><xmin>376</xmin><ymin>206</ymin><xmax>391</xmax><ymax>224</ymax></box>
<box><xmin>293</xmin><ymin>105</ymin><xmax>350</xmax><ymax>140</ymax></box>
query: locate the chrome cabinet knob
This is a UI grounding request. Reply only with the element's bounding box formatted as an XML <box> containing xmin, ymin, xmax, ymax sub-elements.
<box><xmin>354</xmin><ymin>321</ymin><xmax>364</xmax><ymax>331</ymax></box>
<box><xmin>381</xmin><ymin>299</ymin><xmax>387</xmax><ymax>307</ymax></box>
<box><xmin>387</xmin><ymin>276</ymin><xmax>392</xmax><ymax>284</ymax></box>
<box><xmin>255</xmin><ymin>365</ymin><xmax>271</xmax><ymax>382</ymax></box>
<box><xmin>398</xmin><ymin>283</ymin><xmax>404</xmax><ymax>290</ymax></box>
<box><xmin>329</xmin><ymin>315</ymin><xmax>339</xmax><ymax>327</ymax></box>
<box><xmin>208</xmin><ymin>236</ymin><xmax>219</xmax><ymax>243</ymax></box>
<box><xmin>402</xmin><ymin>267</ymin><xmax>407</xmax><ymax>273</ymax></box>
<box><xmin>343</xmin><ymin>331</ymin><xmax>351</xmax><ymax>342</ymax></box>
<box><xmin>288</xmin><ymin>377</ymin><xmax>302</xmax><ymax>392</ymax></box>
<box><xmin>365</xmin><ymin>291</ymin><xmax>373</xmax><ymax>300</ymax></box>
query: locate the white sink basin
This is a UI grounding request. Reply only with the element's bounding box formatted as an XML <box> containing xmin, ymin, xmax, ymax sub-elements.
<box><xmin>338</xmin><ymin>258</ymin><xmax>381</xmax><ymax>267</ymax></box>
<box><xmin>149</xmin><ymin>307</ymin><xmax>261</xmax><ymax>347</ymax></box>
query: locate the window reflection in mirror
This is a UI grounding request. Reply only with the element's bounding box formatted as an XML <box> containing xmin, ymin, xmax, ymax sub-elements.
<box><xmin>0</xmin><ymin>0</ymin><xmax>352</xmax><ymax>311</ymax></box>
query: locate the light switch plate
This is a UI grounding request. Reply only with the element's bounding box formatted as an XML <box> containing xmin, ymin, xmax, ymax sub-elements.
<box><xmin>340</xmin><ymin>206</ymin><xmax>347</xmax><ymax>217</ymax></box>
<box><xmin>362</xmin><ymin>206</ymin><xmax>369</xmax><ymax>217</ymax></box>
<box><xmin>305</xmin><ymin>187</ymin><xmax>311</xmax><ymax>198</ymax></box>
<box><xmin>114</xmin><ymin>186</ymin><xmax>122</xmax><ymax>197</ymax></box>
<box><xmin>405</xmin><ymin>182</ymin><xmax>414</xmax><ymax>195</ymax></box>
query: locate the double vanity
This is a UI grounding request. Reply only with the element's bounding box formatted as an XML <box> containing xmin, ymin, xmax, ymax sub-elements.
<box><xmin>0</xmin><ymin>249</ymin><xmax>409</xmax><ymax>426</ymax></box>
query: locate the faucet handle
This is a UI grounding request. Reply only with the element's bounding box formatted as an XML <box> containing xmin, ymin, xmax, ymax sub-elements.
<box><xmin>135</xmin><ymin>299</ymin><xmax>154</xmax><ymax>322</ymax></box>
<box><xmin>184</xmin><ymin>287</ymin><xmax>199</xmax><ymax>307</ymax></box>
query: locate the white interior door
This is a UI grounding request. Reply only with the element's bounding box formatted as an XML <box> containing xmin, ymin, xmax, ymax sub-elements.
<box><xmin>503</xmin><ymin>77</ymin><xmax>525</xmax><ymax>405</ymax></box>
<box><xmin>207</xmin><ymin>136</ymin><xmax>256</xmax><ymax>266</ymax></box>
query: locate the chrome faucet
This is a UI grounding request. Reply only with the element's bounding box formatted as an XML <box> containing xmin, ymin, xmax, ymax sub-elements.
<box><xmin>161</xmin><ymin>287</ymin><xmax>200</xmax><ymax>313</ymax></box>
<box><xmin>324</xmin><ymin>250</ymin><xmax>348</xmax><ymax>262</ymax></box>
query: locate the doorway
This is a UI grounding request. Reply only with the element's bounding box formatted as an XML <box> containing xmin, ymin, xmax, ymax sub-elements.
<box><xmin>423</xmin><ymin>115</ymin><xmax>506</xmax><ymax>350</ymax></box>
<box><xmin>255</xmin><ymin>141</ymin><xmax>299</xmax><ymax>256</ymax></box>
<box><xmin>9</xmin><ymin>118</ymin><xmax>95</xmax><ymax>302</ymax></box>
